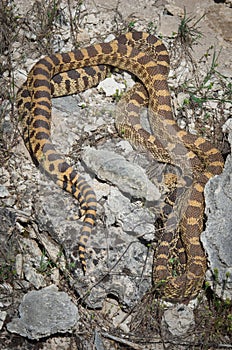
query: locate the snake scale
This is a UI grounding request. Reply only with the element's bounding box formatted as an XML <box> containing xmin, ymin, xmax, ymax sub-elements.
<box><xmin>17</xmin><ymin>31</ymin><xmax>224</xmax><ymax>301</ymax></box>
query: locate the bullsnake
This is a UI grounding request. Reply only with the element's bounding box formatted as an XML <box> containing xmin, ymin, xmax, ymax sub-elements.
<box><xmin>17</xmin><ymin>31</ymin><xmax>224</xmax><ymax>301</ymax></box>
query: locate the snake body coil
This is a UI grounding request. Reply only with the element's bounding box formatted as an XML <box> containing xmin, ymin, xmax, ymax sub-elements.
<box><xmin>17</xmin><ymin>31</ymin><xmax>224</xmax><ymax>301</ymax></box>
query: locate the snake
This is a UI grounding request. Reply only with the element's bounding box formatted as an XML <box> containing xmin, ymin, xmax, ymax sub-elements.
<box><xmin>17</xmin><ymin>31</ymin><xmax>224</xmax><ymax>301</ymax></box>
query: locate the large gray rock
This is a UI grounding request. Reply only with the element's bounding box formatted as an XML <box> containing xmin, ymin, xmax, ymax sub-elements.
<box><xmin>7</xmin><ymin>285</ymin><xmax>79</xmax><ymax>339</ymax></box>
<box><xmin>82</xmin><ymin>147</ymin><xmax>160</xmax><ymax>202</ymax></box>
<box><xmin>201</xmin><ymin>120</ymin><xmax>232</xmax><ymax>299</ymax></box>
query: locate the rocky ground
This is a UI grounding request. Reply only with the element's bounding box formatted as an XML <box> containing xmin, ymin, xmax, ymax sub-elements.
<box><xmin>0</xmin><ymin>0</ymin><xmax>232</xmax><ymax>349</ymax></box>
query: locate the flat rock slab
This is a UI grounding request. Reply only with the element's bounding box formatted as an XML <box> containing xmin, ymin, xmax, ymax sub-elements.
<box><xmin>162</xmin><ymin>304</ymin><xmax>195</xmax><ymax>337</ymax></box>
<box><xmin>7</xmin><ymin>285</ymin><xmax>79</xmax><ymax>340</ymax></box>
<box><xmin>82</xmin><ymin>148</ymin><xmax>160</xmax><ymax>202</ymax></box>
<box><xmin>201</xmin><ymin>120</ymin><xmax>232</xmax><ymax>299</ymax></box>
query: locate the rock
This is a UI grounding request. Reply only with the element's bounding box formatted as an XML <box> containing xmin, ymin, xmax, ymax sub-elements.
<box><xmin>102</xmin><ymin>298</ymin><xmax>131</xmax><ymax>333</ymax></box>
<box><xmin>122</xmin><ymin>72</ymin><xmax>135</xmax><ymax>89</ymax></box>
<box><xmin>0</xmin><ymin>185</ymin><xmax>10</xmax><ymax>198</ymax></box>
<box><xmin>116</xmin><ymin>140</ymin><xmax>134</xmax><ymax>154</ymax></box>
<box><xmin>97</xmin><ymin>77</ymin><xmax>125</xmax><ymax>97</ymax></box>
<box><xmin>23</xmin><ymin>261</ymin><xmax>47</xmax><ymax>289</ymax></box>
<box><xmin>159</xmin><ymin>14</ymin><xmax>180</xmax><ymax>37</ymax></box>
<box><xmin>0</xmin><ymin>311</ymin><xmax>7</xmax><ymax>331</ymax></box>
<box><xmin>223</xmin><ymin>119</ymin><xmax>232</xmax><ymax>150</ymax></box>
<box><xmin>82</xmin><ymin>148</ymin><xmax>160</xmax><ymax>202</ymax></box>
<box><xmin>18</xmin><ymin>237</ymin><xmax>48</xmax><ymax>289</ymax></box>
<box><xmin>165</xmin><ymin>4</ymin><xmax>185</xmax><ymax>17</ymax></box>
<box><xmin>105</xmin><ymin>34</ymin><xmax>115</xmax><ymax>43</ymax></box>
<box><xmin>177</xmin><ymin>92</ymin><xmax>190</xmax><ymax>107</ymax></box>
<box><xmin>7</xmin><ymin>285</ymin><xmax>79</xmax><ymax>340</ymax></box>
<box><xmin>162</xmin><ymin>304</ymin><xmax>195</xmax><ymax>336</ymax></box>
<box><xmin>206</xmin><ymin>4</ymin><xmax>232</xmax><ymax>42</ymax></box>
<box><xmin>0</xmin><ymin>207</ymin><xmax>17</xmax><ymax>256</ymax></box>
<box><xmin>201</xmin><ymin>120</ymin><xmax>232</xmax><ymax>299</ymax></box>
<box><xmin>85</xmin><ymin>13</ymin><xmax>99</xmax><ymax>25</ymax></box>
<box><xmin>206</xmin><ymin>100</ymin><xmax>218</xmax><ymax>109</ymax></box>
<box><xmin>177</xmin><ymin>119</ymin><xmax>187</xmax><ymax>130</ymax></box>
<box><xmin>94</xmin><ymin>330</ymin><xmax>105</xmax><ymax>350</ymax></box>
<box><xmin>76</xmin><ymin>29</ymin><xmax>90</xmax><ymax>43</ymax></box>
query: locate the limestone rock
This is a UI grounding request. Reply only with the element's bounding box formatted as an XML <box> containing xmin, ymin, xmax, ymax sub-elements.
<box><xmin>82</xmin><ymin>147</ymin><xmax>160</xmax><ymax>202</ymax></box>
<box><xmin>201</xmin><ymin>120</ymin><xmax>232</xmax><ymax>299</ymax></box>
<box><xmin>7</xmin><ymin>285</ymin><xmax>79</xmax><ymax>340</ymax></box>
<box><xmin>162</xmin><ymin>304</ymin><xmax>195</xmax><ymax>336</ymax></box>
